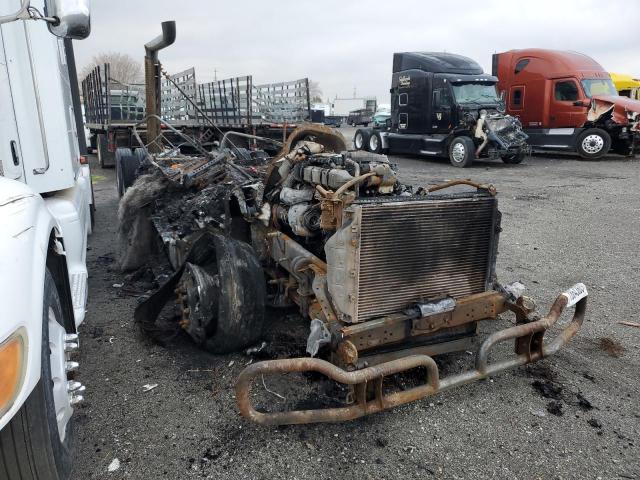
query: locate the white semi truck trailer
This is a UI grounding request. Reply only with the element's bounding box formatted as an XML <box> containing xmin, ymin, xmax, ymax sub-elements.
<box><xmin>0</xmin><ymin>1</ymin><xmax>91</xmax><ymax>478</ymax></box>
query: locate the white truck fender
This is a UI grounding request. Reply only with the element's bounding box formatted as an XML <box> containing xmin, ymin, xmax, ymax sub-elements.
<box><xmin>0</xmin><ymin>177</ymin><xmax>63</xmax><ymax>430</ymax></box>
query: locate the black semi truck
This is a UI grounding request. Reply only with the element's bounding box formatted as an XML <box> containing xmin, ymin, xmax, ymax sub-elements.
<box><xmin>354</xmin><ymin>52</ymin><xmax>529</xmax><ymax>167</ymax></box>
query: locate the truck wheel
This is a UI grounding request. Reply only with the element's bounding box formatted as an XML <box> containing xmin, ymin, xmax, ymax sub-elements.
<box><xmin>368</xmin><ymin>131</ymin><xmax>383</xmax><ymax>154</ymax></box>
<box><xmin>96</xmin><ymin>134</ymin><xmax>114</xmax><ymax>169</ymax></box>
<box><xmin>115</xmin><ymin>148</ymin><xmax>140</xmax><ymax>198</ymax></box>
<box><xmin>448</xmin><ymin>136</ymin><xmax>475</xmax><ymax>167</ymax></box>
<box><xmin>0</xmin><ymin>269</ymin><xmax>78</xmax><ymax>480</ymax></box>
<box><xmin>576</xmin><ymin>128</ymin><xmax>611</xmax><ymax>159</ymax></box>
<box><xmin>353</xmin><ymin>129</ymin><xmax>371</xmax><ymax>151</ymax></box>
<box><xmin>134</xmin><ymin>148</ymin><xmax>149</xmax><ymax>166</ymax></box>
<box><xmin>178</xmin><ymin>235</ymin><xmax>266</xmax><ymax>354</ymax></box>
<box><xmin>501</xmin><ymin>150</ymin><xmax>526</xmax><ymax>164</ymax></box>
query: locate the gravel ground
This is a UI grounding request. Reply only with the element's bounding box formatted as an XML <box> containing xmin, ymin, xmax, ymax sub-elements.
<box><xmin>72</xmin><ymin>130</ymin><xmax>639</xmax><ymax>480</ymax></box>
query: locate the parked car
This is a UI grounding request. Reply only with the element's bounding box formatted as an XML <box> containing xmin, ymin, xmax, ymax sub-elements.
<box><xmin>347</xmin><ymin>109</ymin><xmax>373</xmax><ymax>126</ymax></box>
<box><xmin>372</xmin><ymin>113</ymin><xmax>391</xmax><ymax>128</ymax></box>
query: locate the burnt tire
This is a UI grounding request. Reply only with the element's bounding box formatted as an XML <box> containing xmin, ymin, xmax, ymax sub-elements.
<box><xmin>202</xmin><ymin>236</ymin><xmax>266</xmax><ymax>354</ymax></box>
<box><xmin>448</xmin><ymin>136</ymin><xmax>475</xmax><ymax>168</ymax></box>
<box><xmin>0</xmin><ymin>270</ymin><xmax>74</xmax><ymax>480</ymax></box>
<box><xmin>501</xmin><ymin>150</ymin><xmax>526</xmax><ymax>164</ymax></box>
<box><xmin>368</xmin><ymin>131</ymin><xmax>383</xmax><ymax>154</ymax></box>
<box><xmin>353</xmin><ymin>128</ymin><xmax>371</xmax><ymax>151</ymax></box>
<box><xmin>134</xmin><ymin>148</ymin><xmax>149</xmax><ymax>166</ymax></box>
<box><xmin>576</xmin><ymin>128</ymin><xmax>611</xmax><ymax>159</ymax></box>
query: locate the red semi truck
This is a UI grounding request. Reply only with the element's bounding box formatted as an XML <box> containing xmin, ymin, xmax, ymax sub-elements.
<box><xmin>493</xmin><ymin>49</ymin><xmax>640</xmax><ymax>158</ymax></box>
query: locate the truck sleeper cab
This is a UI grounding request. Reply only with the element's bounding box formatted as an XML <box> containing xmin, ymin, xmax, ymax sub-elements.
<box><xmin>354</xmin><ymin>52</ymin><xmax>529</xmax><ymax>167</ymax></box>
<box><xmin>494</xmin><ymin>49</ymin><xmax>640</xmax><ymax>158</ymax></box>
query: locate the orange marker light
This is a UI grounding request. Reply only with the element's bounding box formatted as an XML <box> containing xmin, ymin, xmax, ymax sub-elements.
<box><xmin>0</xmin><ymin>330</ymin><xmax>26</xmax><ymax>417</ymax></box>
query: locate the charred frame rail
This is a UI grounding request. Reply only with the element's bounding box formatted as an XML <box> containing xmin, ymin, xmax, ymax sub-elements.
<box><xmin>235</xmin><ymin>286</ymin><xmax>587</xmax><ymax>425</ymax></box>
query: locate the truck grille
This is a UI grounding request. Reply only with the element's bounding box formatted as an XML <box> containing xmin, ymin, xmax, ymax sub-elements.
<box><xmin>355</xmin><ymin>196</ymin><xmax>497</xmax><ymax>322</ymax></box>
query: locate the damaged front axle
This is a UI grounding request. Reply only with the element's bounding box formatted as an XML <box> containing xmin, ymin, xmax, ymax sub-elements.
<box><xmin>235</xmin><ymin>286</ymin><xmax>587</xmax><ymax>425</ymax></box>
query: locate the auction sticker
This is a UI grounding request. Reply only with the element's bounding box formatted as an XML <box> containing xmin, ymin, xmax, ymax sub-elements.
<box><xmin>562</xmin><ymin>283</ymin><xmax>588</xmax><ymax>307</ymax></box>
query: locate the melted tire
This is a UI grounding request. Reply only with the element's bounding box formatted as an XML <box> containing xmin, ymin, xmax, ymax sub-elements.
<box><xmin>0</xmin><ymin>270</ymin><xmax>73</xmax><ymax>480</ymax></box>
<box><xmin>203</xmin><ymin>235</ymin><xmax>266</xmax><ymax>354</ymax></box>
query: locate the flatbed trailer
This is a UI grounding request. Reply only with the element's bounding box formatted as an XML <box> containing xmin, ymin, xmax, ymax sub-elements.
<box><xmin>82</xmin><ymin>62</ymin><xmax>311</xmax><ymax>167</ymax></box>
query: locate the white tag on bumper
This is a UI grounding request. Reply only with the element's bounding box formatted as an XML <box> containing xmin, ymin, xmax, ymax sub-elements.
<box><xmin>561</xmin><ymin>283</ymin><xmax>588</xmax><ymax>307</ymax></box>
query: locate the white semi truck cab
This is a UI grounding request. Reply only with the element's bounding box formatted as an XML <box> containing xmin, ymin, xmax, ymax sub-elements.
<box><xmin>0</xmin><ymin>1</ymin><xmax>91</xmax><ymax>478</ymax></box>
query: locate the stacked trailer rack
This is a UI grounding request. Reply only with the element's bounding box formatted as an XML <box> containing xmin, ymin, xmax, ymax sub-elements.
<box><xmin>82</xmin><ymin>65</ymin><xmax>311</xmax><ymax>168</ymax></box>
<box><xmin>81</xmin><ymin>63</ymin><xmax>146</xmax><ymax>167</ymax></box>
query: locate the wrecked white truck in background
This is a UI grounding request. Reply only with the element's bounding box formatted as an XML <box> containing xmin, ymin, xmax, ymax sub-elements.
<box><xmin>0</xmin><ymin>1</ymin><xmax>91</xmax><ymax>478</ymax></box>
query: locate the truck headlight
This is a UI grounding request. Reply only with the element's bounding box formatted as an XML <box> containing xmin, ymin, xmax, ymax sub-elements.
<box><xmin>0</xmin><ymin>328</ymin><xmax>27</xmax><ymax>418</ymax></box>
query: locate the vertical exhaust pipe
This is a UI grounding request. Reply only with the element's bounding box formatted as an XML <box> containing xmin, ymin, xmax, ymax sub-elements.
<box><xmin>144</xmin><ymin>21</ymin><xmax>176</xmax><ymax>153</ymax></box>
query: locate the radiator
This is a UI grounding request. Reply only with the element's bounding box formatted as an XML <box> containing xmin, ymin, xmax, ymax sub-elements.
<box><xmin>325</xmin><ymin>195</ymin><xmax>498</xmax><ymax>323</ymax></box>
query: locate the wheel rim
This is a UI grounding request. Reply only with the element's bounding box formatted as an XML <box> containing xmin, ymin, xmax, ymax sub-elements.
<box><xmin>49</xmin><ymin>308</ymin><xmax>72</xmax><ymax>443</ymax></box>
<box><xmin>370</xmin><ymin>135</ymin><xmax>379</xmax><ymax>151</ymax></box>
<box><xmin>355</xmin><ymin>133</ymin><xmax>363</xmax><ymax>149</ymax></box>
<box><xmin>582</xmin><ymin>134</ymin><xmax>604</xmax><ymax>154</ymax></box>
<box><xmin>451</xmin><ymin>142</ymin><xmax>466</xmax><ymax>163</ymax></box>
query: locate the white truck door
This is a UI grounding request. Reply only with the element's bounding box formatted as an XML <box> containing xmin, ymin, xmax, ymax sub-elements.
<box><xmin>0</xmin><ymin>31</ymin><xmax>26</xmax><ymax>181</ymax></box>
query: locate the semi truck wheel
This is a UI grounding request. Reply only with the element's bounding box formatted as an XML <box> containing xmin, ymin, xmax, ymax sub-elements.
<box><xmin>368</xmin><ymin>131</ymin><xmax>383</xmax><ymax>154</ymax></box>
<box><xmin>501</xmin><ymin>150</ymin><xmax>526</xmax><ymax>164</ymax></box>
<box><xmin>0</xmin><ymin>270</ymin><xmax>77</xmax><ymax>480</ymax></box>
<box><xmin>115</xmin><ymin>148</ymin><xmax>130</xmax><ymax>198</ymax></box>
<box><xmin>115</xmin><ymin>148</ymin><xmax>141</xmax><ymax>198</ymax></box>
<box><xmin>448</xmin><ymin>136</ymin><xmax>475</xmax><ymax>168</ymax></box>
<box><xmin>576</xmin><ymin>128</ymin><xmax>611</xmax><ymax>159</ymax></box>
<box><xmin>353</xmin><ymin>129</ymin><xmax>371</xmax><ymax>151</ymax></box>
<box><xmin>177</xmin><ymin>235</ymin><xmax>266</xmax><ymax>354</ymax></box>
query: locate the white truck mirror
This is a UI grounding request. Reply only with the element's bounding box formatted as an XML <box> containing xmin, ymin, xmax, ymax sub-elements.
<box><xmin>45</xmin><ymin>0</ymin><xmax>90</xmax><ymax>39</ymax></box>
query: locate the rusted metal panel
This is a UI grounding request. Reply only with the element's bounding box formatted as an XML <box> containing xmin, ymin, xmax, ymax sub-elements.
<box><xmin>337</xmin><ymin>291</ymin><xmax>505</xmax><ymax>354</ymax></box>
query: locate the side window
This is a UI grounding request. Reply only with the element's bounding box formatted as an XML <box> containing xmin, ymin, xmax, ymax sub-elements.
<box><xmin>398</xmin><ymin>93</ymin><xmax>408</xmax><ymax>106</ymax></box>
<box><xmin>511</xmin><ymin>88</ymin><xmax>523</xmax><ymax>109</ymax></box>
<box><xmin>554</xmin><ymin>81</ymin><xmax>579</xmax><ymax>101</ymax></box>
<box><xmin>514</xmin><ymin>59</ymin><xmax>529</xmax><ymax>74</ymax></box>
<box><xmin>435</xmin><ymin>88</ymin><xmax>453</xmax><ymax>107</ymax></box>
<box><xmin>399</xmin><ymin>113</ymin><xmax>408</xmax><ymax>129</ymax></box>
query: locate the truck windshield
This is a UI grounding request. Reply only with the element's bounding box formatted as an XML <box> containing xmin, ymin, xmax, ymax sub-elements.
<box><xmin>581</xmin><ymin>79</ymin><xmax>618</xmax><ymax>98</ymax></box>
<box><xmin>451</xmin><ymin>83</ymin><xmax>499</xmax><ymax>104</ymax></box>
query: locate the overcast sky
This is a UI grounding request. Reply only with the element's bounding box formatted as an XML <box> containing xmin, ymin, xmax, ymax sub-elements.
<box><xmin>74</xmin><ymin>0</ymin><xmax>640</xmax><ymax>104</ymax></box>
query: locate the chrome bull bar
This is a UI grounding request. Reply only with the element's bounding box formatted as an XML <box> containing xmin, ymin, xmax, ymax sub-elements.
<box><xmin>235</xmin><ymin>285</ymin><xmax>587</xmax><ymax>425</ymax></box>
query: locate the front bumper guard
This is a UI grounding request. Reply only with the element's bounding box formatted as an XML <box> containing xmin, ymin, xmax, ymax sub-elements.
<box><xmin>235</xmin><ymin>285</ymin><xmax>587</xmax><ymax>425</ymax></box>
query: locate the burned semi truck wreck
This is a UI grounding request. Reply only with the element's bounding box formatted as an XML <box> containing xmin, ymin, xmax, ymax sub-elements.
<box><xmin>121</xmin><ymin>123</ymin><xmax>588</xmax><ymax>425</ymax></box>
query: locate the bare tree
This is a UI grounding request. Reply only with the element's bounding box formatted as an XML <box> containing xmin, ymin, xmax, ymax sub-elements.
<box><xmin>79</xmin><ymin>52</ymin><xmax>143</xmax><ymax>85</ymax></box>
<box><xmin>309</xmin><ymin>80</ymin><xmax>323</xmax><ymax>104</ymax></box>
